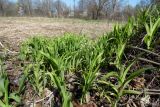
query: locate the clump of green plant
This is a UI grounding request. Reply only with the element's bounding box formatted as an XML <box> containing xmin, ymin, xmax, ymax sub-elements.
<box><xmin>97</xmin><ymin>19</ymin><xmax>134</xmax><ymax>70</ymax></box>
<box><xmin>23</xmin><ymin>63</ymin><xmax>47</xmax><ymax>97</ymax></box>
<box><xmin>47</xmin><ymin>71</ymin><xmax>72</xmax><ymax>107</ymax></box>
<box><xmin>143</xmin><ymin>17</ymin><xmax>160</xmax><ymax>49</ymax></box>
<box><xmin>113</xmin><ymin>19</ymin><xmax>134</xmax><ymax>69</ymax></box>
<box><xmin>19</xmin><ymin>36</ymin><xmax>48</xmax><ymax>61</ymax></box>
<box><xmin>0</xmin><ymin>58</ymin><xmax>21</xmax><ymax>107</ymax></box>
<box><xmin>20</xmin><ymin>34</ymin><xmax>107</xmax><ymax>105</ymax></box>
<box><xmin>81</xmin><ymin>49</ymin><xmax>104</xmax><ymax>103</ymax></box>
<box><xmin>98</xmin><ymin>61</ymin><xmax>153</xmax><ymax>107</ymax></box>
<box><xmin>42</xmin><ymin>52</ymin><xmax>73</xmax><ymax>107</ymax></box>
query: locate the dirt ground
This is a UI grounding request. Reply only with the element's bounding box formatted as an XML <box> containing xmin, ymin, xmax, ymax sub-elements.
<box><xmin>0</xmin><ymin>17</ymin><xmax>114</xmax><ymax>51</ymax></box>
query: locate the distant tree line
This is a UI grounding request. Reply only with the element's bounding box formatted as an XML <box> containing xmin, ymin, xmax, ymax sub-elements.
<box><xmin>0</xmin><ymin>0</ymin><xmax>158</xmax><ymax>20</ymax></box>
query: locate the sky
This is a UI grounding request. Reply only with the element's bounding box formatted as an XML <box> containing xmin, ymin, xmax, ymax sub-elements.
<box><xmin>128</xmin><ymin>0</ymin><xmax>140</xmax><ymax>6</ymax></box>
<box><xmin>10</xmin><ymin>0</ymin><xmax>140</xmax><ymax>7</ymax></box>
<box><xmin>60</xmin><ymin>0</ymin><xmax>140</xmax><ymax>7</ymax></box>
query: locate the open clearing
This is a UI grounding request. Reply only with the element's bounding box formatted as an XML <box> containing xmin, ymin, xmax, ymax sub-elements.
<box><xmin>0</xmin><ymin>17</ymin><xmax>114</xmax><ymax>51</ymax></box>
<box><xmin>0</xmin><ymin>10</ymin><xmax>160</xmax><ymax>106</ymax></box>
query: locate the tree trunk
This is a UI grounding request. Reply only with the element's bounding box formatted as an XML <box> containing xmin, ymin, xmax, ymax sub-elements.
<box><xmin>28</xmin><ymin>0</ymin><xmax>32</xmax><ymax>16</ymax></box>
<box><xmin>95</xmin><ymin>9</ymin><xmax>100</xmax><ymax>20</ymax></box>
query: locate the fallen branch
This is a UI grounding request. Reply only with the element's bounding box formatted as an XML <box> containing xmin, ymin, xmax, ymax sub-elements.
<box><xmin>130</xmin><ymin>55</ymin><xmax>160</xmax><ymax>66</ymax></box>
<box><xmin>136</xmin><ymin>89</ymin><xmax>160</xmax><ymax>95</ymax></box>
<box><xmin>143</xmin><ymin>89</ymin><xmax>160</xmax><ymax>95</ymax></box>
<box><xmin>129</xmin><ymin>46</ymin><xmax>160</xmax><ymax>57</ymax></box>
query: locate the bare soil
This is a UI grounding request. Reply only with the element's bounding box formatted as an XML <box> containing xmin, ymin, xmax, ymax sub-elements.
<box><xmin>0</xmin><ymin>17</ymin><xmax>114</xmax><ymax>51</ymax></box>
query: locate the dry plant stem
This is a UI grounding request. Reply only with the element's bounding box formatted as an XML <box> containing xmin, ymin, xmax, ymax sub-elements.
<box><xmin>0</xmin><ymin>41</ymin><xmax>5</xmax><ymax>48</ymax></box>
<box><xmin>0</xmin><ymin>52</ymin><xmax>19</xmax><ymax>56</ymax></box>
<box><xmin>145</xmin><ymin>90</ymin><xmax>160</xmax><ymax>95</ymax></box>
<box><xmin>145</xmin><ymin>89</ymin><xmax>160</xmax><ymax>92</ymax></box>
<box><xmin>130</xmin><ymin>46</ymin><xmax>160</xmax><ymax>57</ymax></box>
<box><xmin>141</xmin><ymin>89</ymin><xmax>160</xmax><ymax>95</ymax></box>
<box><xmin>146</xmin><ymin>77</ymin><xmax>156</xmax><ymax>88</ymax></box>
<box><xmin>0</xmin><ymin>41</ymin><xmax>18</xmax><ymax>54</ymax></box>
<box><xmin>136</xmin><ymin>77</ymin><xmax>156</xmax><ymax>99</ymax></box>
<box><xmin>27</xmin><ymin>92</ymin><xmax>53</xmax><ymax>104</ymax></box>
<box><xmin>130</xmin><ymin>99</ymin><xmax>138</xmax><ymax>107</ymax></box>
<box><xmin>130</xmin><ymin>55</ymin><xmax>160</xmax><ymax>66</ymax></box>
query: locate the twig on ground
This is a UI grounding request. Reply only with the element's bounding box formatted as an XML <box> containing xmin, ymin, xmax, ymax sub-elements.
<box><xmin>130</xmin><ymin>46</ymin><xmax>160</xmax><ymax>57</ymax></box>
<box><xmin>140</xmin><ymin>89</ymin><xmax>160</xmax><ymax>95</ymax></box>
<box><xmin>0</xmin><ymin>51</ymin><xmax>19</xmax><ymax>55</ymax></box>
<box><xmin>27</xmin><ymin>92</ymin><xmax>53</xmax><ymax>104</ymax></box>
<box><xmin>146</xmin><ymin>77</ymin><xmax>156</xmax><ymax>88</ymax></box>
<box><xmin>0</xmin><ymin>41</ymin><xmax>5</xmax><ymax>48</ymax></box>
<box><xmin>130</xmin><ymin>55</ymin><xmax>160</xmax><ymax>66</ymax></box>
<box><xmin>0</xmin><ymin>41</ymin><xmax>18</xmax><ymax>55</ymax></box>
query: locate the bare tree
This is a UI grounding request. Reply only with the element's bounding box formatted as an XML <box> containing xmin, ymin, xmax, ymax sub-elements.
<box><xmin>87</xmin><ymin>0</ymin><xmax>109</xmax><ymax>19</ymax></box>
<box><xmin>77</xmin><ymin>0</ymin><xmax>88</xmax><ymax>17</ymax></box>
<box><xmin>74</xmin><ymin>0</ymin><xmax>75</xmax><ymax>17</ymax></box>
<box><xmin>111</xmin><ymin>0</ymin><xmax>119</xmax><ymax>13</ymax></box>
<box><xmin>139</xmin><ymin>0</ymin><xmax>150</xmax><ymax>7</ymax></box>
<box><xmin>0</xmin><ymin>0</ymin><xmax>147</xmax><ymax>20</ymax></box>
<box><xmin>53</xmin><ymin>0</ymin><xmax>70</xmax><ymax>17</ymax></box>
<box><xmin>122</xmin><ymin>4</ymin><xmax>135</xmax><ymax>20</ymax></box>
<box><xmin>150</xmin><ymin>0</ymin><xmax>160</xmax><ymax>4</ymax></box>
<box><xmin>0</xmin><ymin>0</ymin><xmax>8</xmax><ymax>16</ymax></box>
<box><xmin>18</xmin><ymin>0</ymin><xmax>32</xmax><ymax>16</ymax></box>
<box><xmin>27</xmin><ymin>0</ymin><xmax>32</xmax><ymax>16</ymax></box>
<box><xmin>41</xmin><ymin>0</ymin><xmax>54</xmax><ymax>17</ymax></box>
